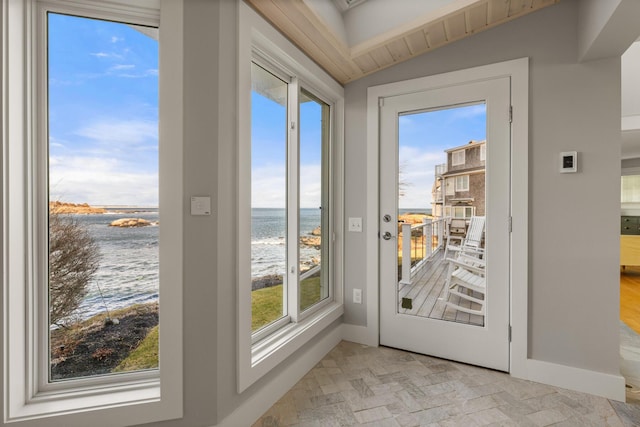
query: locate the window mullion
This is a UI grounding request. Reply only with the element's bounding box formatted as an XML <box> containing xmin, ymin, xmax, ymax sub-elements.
<box><xmin>287</xmin><ymin>78</ymin><xmax>300</xmax><ymax>322</ymax></box>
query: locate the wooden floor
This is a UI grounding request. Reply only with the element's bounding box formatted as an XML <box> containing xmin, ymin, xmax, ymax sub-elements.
<box><xmin>621</xmin><ymin>266</ymin><xmax>640</xmax><ymax>335</ymax></box>
<box><xmin>398</xmin><ymin>250</ymin><xmax>484</xmax><ymax>327</ymax></box>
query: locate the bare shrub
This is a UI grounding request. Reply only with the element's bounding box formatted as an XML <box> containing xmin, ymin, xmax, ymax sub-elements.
<box><xmin>49</xmin><ymin>208</ymin><xmax>100</xmax><ymax>326</ymax></box>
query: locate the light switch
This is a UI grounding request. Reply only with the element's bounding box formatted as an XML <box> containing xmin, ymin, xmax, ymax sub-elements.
<box><xmin>191</xmin><ymin>196</ymin><xmax>211</xmax><ymax>215</ymax></box>
<box><xmin>348</xmin><ymin>217</ymin><xmax>362</xmax><ymax>232</ymax></box>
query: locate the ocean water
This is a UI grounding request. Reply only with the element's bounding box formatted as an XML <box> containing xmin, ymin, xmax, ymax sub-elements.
<box><xmin>74</xmin><ymin>209</ymin><xmax>159</xmax><ymax>319</ymax></box>
<box><xmin>72</xmin><ymin>208</ymin><xmax>321</xmax><ymax>319</ymax></box>
<box><xmin>251</xmin><ymin>208</ymin><xmax>322</xmax><ymax>278</ymax></box>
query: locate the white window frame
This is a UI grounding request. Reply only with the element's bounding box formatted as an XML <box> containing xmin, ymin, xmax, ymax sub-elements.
<box><xmin>3</xmin><ymin>1</ymin><xmax>183</xmax><ymax>424</ymax></box>
<box><xmin>480</xmin><ymin>143</ymin><xmax>486</xmax><ymax>161</ymax></box>
<box><xmin>455</xmin><ymin>174</ymin><xmax>469</xmax><ymax>191</ymax></box>
<box><xmin>249</xmin><ymin>61</ymin><xmax>334</xmax><ymax>344</ymax></box>
<box><xmin>445</xmin><ymin>177</ymin><xmax>455</xmax><ymax>195</ymax></box>
<box><xmin>451</xmin><ymin>149</ymin><xmax>465</xmax><ymax>166</ymax></box>
<box><xmin>445</xmin><ymin>206</ymin><xmax>475</xmax><ymax>219</ymax></box>
<box><xmin>238</xmin><ymin>2</ymin><xmax>344</xmax><ymax>393</ymax></box>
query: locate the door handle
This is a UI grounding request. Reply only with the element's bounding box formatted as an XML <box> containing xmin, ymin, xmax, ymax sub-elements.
<box><xmin>382</xmin><ymin>231</ymin><xmax>394</xmax><ymax>240</ymax></box>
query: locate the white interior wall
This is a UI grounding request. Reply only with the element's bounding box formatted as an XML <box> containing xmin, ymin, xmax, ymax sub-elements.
<box><xmin>343</xmin><ymin>0</ymin><xmax>621</xmax><ymax>378</ymax></box>
<box><xmin>623</xmin><ymin>42</ymin><xmax>640</xmax><ymax>119</ymax></box>
<box><xmin>1</xmin><ymin>0</ymin><xmax>629</xmax><ymax>425</ymax></box>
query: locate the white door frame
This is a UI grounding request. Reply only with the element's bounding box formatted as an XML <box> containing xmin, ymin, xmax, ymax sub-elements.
<box><xmin>362</xmin><ymin>57</ymin><xmax>529</xmax><ymax>378</ymax></box>
<box><xmin>379</xmin><ymin>77</ymin><xmax>511</xmax><ymax>371</ymax></box>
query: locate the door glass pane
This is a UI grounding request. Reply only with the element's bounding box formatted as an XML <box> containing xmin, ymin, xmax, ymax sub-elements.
<box><xmin>48</xmin><ymin>13</ymin><xmax>159</xmax><ymax>381</ymax></box>
<box><xmin>299</xmin><ymin>89</ymin><xmax>330</xmax><ymax>312</ymax></box>
<box><xmin>250</xmin><ymin>63</ymin><xmax>288</xmax><ymax>331</ymax></box>
<box><xmin>397</xmin><ymin>103</ymin><xmax>486</xmax><ymax>327</ymax></box>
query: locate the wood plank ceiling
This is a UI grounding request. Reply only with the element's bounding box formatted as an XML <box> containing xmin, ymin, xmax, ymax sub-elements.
<box><xmin>245</xmin><ymin>0</ymin><xmax>560</xmax><ymax>84</ymax></box>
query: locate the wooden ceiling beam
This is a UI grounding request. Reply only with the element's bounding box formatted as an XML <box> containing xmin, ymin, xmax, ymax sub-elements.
<box><xmin>244</xmin><ymin>0</ymin><xmax>560</xmax><ymax>85</ymax></box>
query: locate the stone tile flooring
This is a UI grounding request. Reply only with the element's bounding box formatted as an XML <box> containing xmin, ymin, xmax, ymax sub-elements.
<box><xmin>253</xmin><ymin>341</ymin><xmax>635</xmax><ymax>426</ymax></box>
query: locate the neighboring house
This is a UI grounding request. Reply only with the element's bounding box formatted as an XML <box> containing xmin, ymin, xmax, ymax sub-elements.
<box><xmin>432</xmin><ymin>140</ymin><xmax>486</xmax><ymax>219</ymax></box>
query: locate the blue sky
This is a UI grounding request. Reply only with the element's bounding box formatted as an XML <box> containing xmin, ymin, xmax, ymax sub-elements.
<box><xmin>250</xmin><ymin>90</ymin><xmax>486</xmax><ymax>209</ymax></box>
<box><xmin>251</xmin><ymin>91</ymin><xmax>324</xmax><ymax>209</ymax></box>
<box><xmin>48</xmin><ymin>13</ymin><xmax>158</xmax><ymax>207</ymax></box>
<box><xmin>48</xmin><ymin>12</ymin><xmax>484</xmax><ymax>210</ymax></box>
<box><xmin>398</xmin><ymin>104</ymin><xmax>486</xmax><ymax>209</ymax></box>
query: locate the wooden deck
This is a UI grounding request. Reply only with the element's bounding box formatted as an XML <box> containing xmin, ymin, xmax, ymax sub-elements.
<box><xmin>397</xmin><ymin>249</ymin><xmax>484</xmax><ymax>326</ymax></box>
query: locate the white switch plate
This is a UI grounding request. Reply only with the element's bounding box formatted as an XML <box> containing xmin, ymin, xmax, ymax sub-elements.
<box><xmin>191</xmin><ymin>196</ymin><xmax>211</xmax><ymax>215</ymax></box>
<box><xmin>348</xmin><ymin>217</ymin><xmax>362</xmax><ymax>232</ymax></box>
<box><xmin>353</xmin><ymin>288</ymin><xmax>362</xmax><ymax>304</ymax></box>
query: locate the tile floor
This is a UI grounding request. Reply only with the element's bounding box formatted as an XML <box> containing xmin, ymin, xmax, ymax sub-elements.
<box><xmin>253</xmin><ymin>341</ymin><xmax>636</xmax><ymax>427</ymax></box>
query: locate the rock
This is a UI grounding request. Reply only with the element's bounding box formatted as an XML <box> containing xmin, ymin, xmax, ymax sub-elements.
<box><xmin>251</xmin><ymin>275</ymin><xmax>283</xmax><ymax>290</ymax></box>
<box><xmin>311</xmin><ymin>226</ymin><xmax>321</xmax><ymax>236</ymax></box>
<box><xmin>110</xmin><ymin>218</ymin><xmax>152</xmax><ymax>228</ymax></box>
<box><xmin>300</xmin><ymin>236</ymin><xmax>321</xmax><ymax>249</ymax></box>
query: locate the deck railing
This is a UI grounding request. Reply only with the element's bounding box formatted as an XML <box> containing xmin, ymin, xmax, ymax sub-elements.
<box><xmin>399</xmin><ymin>216</ymin><xmax>448</xmax><ymax>285</ymax></box>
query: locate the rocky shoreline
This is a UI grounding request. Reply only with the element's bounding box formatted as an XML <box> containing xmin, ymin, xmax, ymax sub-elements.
<box><xmin>49</xmin><ymin>201</ymin><xmax>106</xmax><ymax>214</ymax></box>
<box><xmin>109</xmin><ymin>218</ymin><xmax>155</xmax><ymax>228</ymax></box>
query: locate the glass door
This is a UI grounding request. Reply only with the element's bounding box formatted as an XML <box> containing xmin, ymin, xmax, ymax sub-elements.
<box><xmin>379</xmin><ymin>76</ymin><xmax>511</xmax><ymax>371</ymax></box>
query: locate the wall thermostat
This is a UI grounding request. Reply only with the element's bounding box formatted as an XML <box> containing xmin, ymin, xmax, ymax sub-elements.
<box><xmin>560</xmin><ymin>151</ymin><xmax>577</xmax><ymax>173</ymax></box>
<box><xmin>191</xmin><ymin>196</ymin><xmax>211</xmax><ymax>215</ymax></box>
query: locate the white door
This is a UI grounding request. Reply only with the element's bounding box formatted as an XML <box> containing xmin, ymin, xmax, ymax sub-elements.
<box><xmin>379</xmin><ymin>77</ymin><xmax>511</xmax><ymax>371</ymax></box>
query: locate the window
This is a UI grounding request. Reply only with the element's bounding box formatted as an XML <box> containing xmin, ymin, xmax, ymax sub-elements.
<box><xmin>452</xmin><ymin>149</ymin><xmax>465</xmax><ymax>166</ymax></box>
<box><xmin>480</xmin><ymin>144</ymin><xmax>486</xmax><ymax>161</ymax></box>
<box><xmin>299</xmin><ymin>89</ymin><xmax>331</xmax><ymax>312</ymax></box>
<box><xmin>622</xmin><ymin>175</ymin><xmax>640</xmax><ymax>202</ymax></box>
<box><xmin>238</xmin><ymin>3</ymin><xmax>343</xmax><ymax>392</ymax></box>
<box><xmin>4</xmin><ymin>1</ymin><xmax>183</xmax><ymax>424</ymax></box>
<box><xmin>250</xmin><ymin>59</ymin><xmax>332</xmax><ymax>339</ymax></box>
<box><xmin>445</xmin><ymin>177</ymin><xmax>455</xmax><ymax>195</ymax></box>
<box><xmin>445</xmin><ymin>206</ymin><xmax>475</xmax><ymax>219</ymax></box>
<box><xmin>455</xmin><ymin>175</ymin><xmax>469</xmax><ymax>191</ymax></box>
<box><xmin>47</xmin><ymin>12</ymin><xmax>159</xmax><ymax>382</ymax></box>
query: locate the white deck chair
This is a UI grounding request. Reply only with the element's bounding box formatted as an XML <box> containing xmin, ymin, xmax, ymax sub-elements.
<box><xmin>444</xmin><ymin>253</ymin><xmax>486</xmax><ymax>316</ymax></box>
<box><xmin>444</xmin><ymin>216</ymin><xmax>485</xmax><ymax>259</ymax></box>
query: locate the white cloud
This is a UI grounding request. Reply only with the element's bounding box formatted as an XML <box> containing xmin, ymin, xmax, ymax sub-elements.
<box><xmin>49</xmin><ymin>155</ymin><xmax>158</xmax><ymax>206</ymax></box>
<box><xmin>398</xmin><ymin>146</ymin><xmax>445</xmax><ymax>209</ymax></box>
<box><xmin>49</xmin><ymin>136</ymin><xmax>67</xmax><ymax>149</ymax></box>
<box><xmin>110</xmin><ymin>64</ymin><xmax>135</xmax><ymax>71</ymax></box>
<box><xmin>114</xmin><ymin>69</ymin><xmax>158</xmax><ymax>79</ymax></box>
<box><xmin>48</xmin><ymin>119</ymin><xmax>159</xmax><ymax>206</ymax></box>
<box><xmin>300</xmin><ymin>164</ymin><xmax>321</xmax><ymax>208</ymax></box>
<box><xmin>75</xmin><ymin>119</ymin><xmax>157</xmax><ymax>146</ymax></box>
<box><xmin>251</xmin><ymin>163</ymin><xmax>323</xmax><ymax>208</ymax></box>
<box><xmin>111</xmin><ymin>36</ymin><xmax>124</xmax><ymax>43</ymax></box>
<box><xmin>251</xmin><ymin>164</ymin><xmax>286</xmax><ymax>208</ymax></box>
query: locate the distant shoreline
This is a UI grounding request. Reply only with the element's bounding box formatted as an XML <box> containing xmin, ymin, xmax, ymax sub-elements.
<box><xmin>49</xmin><ymin>201</ymin><xmax>158</xmax><ymax>214</ymax></box>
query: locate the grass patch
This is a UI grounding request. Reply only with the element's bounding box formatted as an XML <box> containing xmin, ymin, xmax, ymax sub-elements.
<box><xmin>252</xmin><ymin>284</ymin><xmax>284</xmax><ymax>331</ymax></box>
<box><xmin>252</xmin><ymin>275</ymin><xmax>324</xmax><ymax>331</ymax></box>
<box><xmin>114</xmin><ymin>325</ymin><xmax>158</xmax><ymax>372</ymax></box>
<box><xmin>300</xmin><ymin>276</ymin><xmax>321</xmax><ymax>311</ymax></box>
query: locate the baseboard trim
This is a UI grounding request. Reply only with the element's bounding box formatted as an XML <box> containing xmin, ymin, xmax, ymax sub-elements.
<box><xmin>342</xmin><ymin>324</ymin><xmax>378</xmax><ymax>347</ymax></box>
<box><xmin>214</xmin><ymin>324</ymin><xmax>343</xmax><ymax>427</ymax></box>
<box><xmin>525</xmin><ymin>359</ymin><xmax>626</xmax><ymax>401</ymax></box>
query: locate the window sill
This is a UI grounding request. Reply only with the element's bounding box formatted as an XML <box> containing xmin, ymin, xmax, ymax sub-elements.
<box><xmin>239</xmin><ymin>301</ymin><xmax>343</xmax><ymax>392</ymax></box>
<box><xmin>7</xmin><ymin>379</ymin><xmax>177</xmax><ymax>425</ymax></box>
